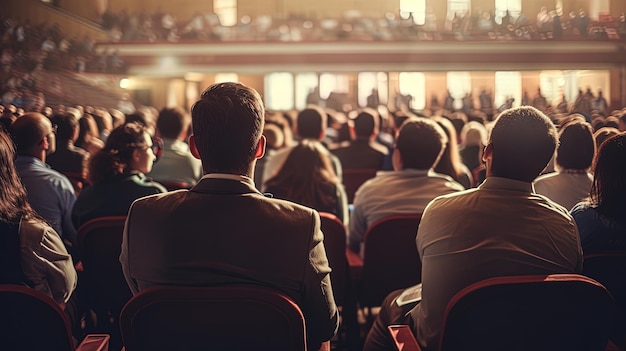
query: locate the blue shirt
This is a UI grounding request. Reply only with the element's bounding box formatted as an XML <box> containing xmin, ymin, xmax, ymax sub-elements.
<box><xmin>14</xmin><ymin>156</ymin><xmax>77</xmax><ymax>244</ymax></box>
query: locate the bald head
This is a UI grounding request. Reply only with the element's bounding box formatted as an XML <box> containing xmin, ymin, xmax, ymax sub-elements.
<box><xmin>10</xmin><ymin>112</ymin><xmax>56</xmax><ymax>158</ymax></box>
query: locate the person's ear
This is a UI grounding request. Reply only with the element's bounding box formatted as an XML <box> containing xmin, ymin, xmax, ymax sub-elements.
<box><xmin>132</xmin><ymin>148</ymin><xmax>141</xmax><ymax>162</ymax></box>
<box><xmin>254</xmin><ymin>135</ymin><xmax>266</xmax><ymax>159</ymax></box>
<box><xmin>189</xmin><ymin>134</ymin><xmax>201</xmax><ymax>160</ymax></box>
<box><xmin>392</xmin><ymin>148</ymin><xmax>402</xmax><ymax>171</ymax></box>
<box><xmin>482</xmin><ymin>143</ymin><xmax>493</xmax><ymax>163</ymax></box>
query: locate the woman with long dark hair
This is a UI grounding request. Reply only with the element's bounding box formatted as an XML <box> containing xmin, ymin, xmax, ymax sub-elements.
<box><xmin>0</xmin><ymin>128</ymin><xmax>76</xmax><ymax>305</ymax></box>
<box><xmin>264</xmin><ymin>139</ymin><xmax>348</xmax><ymax>223</ymax></box>
<box><xmin>72</xmin><ymin>122</ymin><xmax>166</xmax><ymax>228</ymax></box>
<box><xmin>434</xmin><ymin>116</ymin><xmax>473</xmax><ymax>188</ymax></box>
<box><xmin>571</xmin><ymin>133</ymin><xmax>626</xmax><ymax>254</ymax></box>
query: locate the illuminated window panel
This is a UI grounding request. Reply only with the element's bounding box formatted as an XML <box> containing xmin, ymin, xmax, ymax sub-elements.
<box><xmin>264</xmin><ymin>73</ymin><xmax>294</xmax><ymax>111</ymax></box>
<box><xmin>398</xmin><ymin>72</ymin><xmax>426</xmax><ymax>110</ymax></box>
<box><xmin>447</xmin><ymin>71</ymin><xmax>471</xmax><ymax>110</ymax></box>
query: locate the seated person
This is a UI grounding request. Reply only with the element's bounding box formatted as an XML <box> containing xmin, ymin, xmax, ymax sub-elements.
<box><xmin>349</xmin><ymin>117</ymin><xmax>464</xmax><ymax>254</ymax></box>
<box><xmin>331</xmin><ymin>110</ymin><xmax>388</xmax><ymax>170</ymax></box>
<box><xmin>534</xmin><ymin>117</ymin><xmax>595</xmax><ymax>210</ymax></box>
<box><xmin>120</xmin><ymin>83</ymin><xmax>338</xmax><ymax>350</ymax></box>
<box><xmin>11</xmin><ymin>112</ymin><xmax>77</xmax><ymax>249</ymax></box>
<box><xmin>363</xmin><ymin>106</ymin><xmax>583</xmax><ymax>351</ymax></box>
<box><xmin>46</xmin><ymin>113</ymin><xmax>90</xmax><ymax>189</ymax></box>
<box><xmin>571</xmin><ymin>133</ymin><xmax>626</xmax><ymax>254</ymax></box>
<box><xmin>0</xmin><ymin>128</ymin><xmax>76</xmax><ymax>306</ymax></box>
<box><xmin>265</xmin><ymin>139</ymin><xmax>348</xmax><ymax>223</ymax></box>
<box><xmin>261</xmin><ymin>107</ymin><xmax>342</xmax><ymax>191</ymax></box>
<box><xmin>72</xmin><ymin>122</ymin><xmax>166</xmax><ymax>229</ymax></box>
<box><xmin>148</xmin><ymin>107</ymin><xmax>202</xmax><ymax>187</ymax></box>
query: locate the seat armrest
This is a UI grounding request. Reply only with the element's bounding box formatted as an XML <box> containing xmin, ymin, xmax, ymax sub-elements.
<box><xmin>346</xmin><ymin>248</ymin><xmax>363</xmax><ymax>280</ymax></box>
<box><xmin>75</xmin><ymin>334</ymin><xmax>110</xmax><ymax>351</ymax></box>
<box><xmin>388</xmin><ymin>325</ymin><xmax>422</xmax><ymax>351</ymax></box>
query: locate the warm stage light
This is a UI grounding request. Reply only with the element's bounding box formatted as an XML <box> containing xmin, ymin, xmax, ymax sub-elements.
<box><xmin>119</xmin><ymin>78</ymin><xmax>130</xmax><ymax>89</ymax></box>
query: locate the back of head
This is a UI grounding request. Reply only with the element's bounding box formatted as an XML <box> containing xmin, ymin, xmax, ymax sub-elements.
<box><xmin>590</xmin><ymin>133</ymin><xmax>626</xmax><ymax>219</ymax></box>
<box><xmin>296</xmin><ymin>107</ymin><xmax>326</xmax><ymax>140</ymax></box>
<box><xmin>489</xmin><ymin>106</ymin><xmax>558</xmax><ymax>182</ymax></box>
<box><xmin>265</xmin><ymin>139</ymin><xmax>337</xmax><ymax>208</ymax></box>
<box><xmin>593</xmin><ymin>127</ymin><xmax>620</xmax><ymax>149</ymax></box>
<box><xmin>191</xmin><ymin>82</ymin><xmax>264</xmax><ymax>174</ymax></box>
<box><xmin>353</xmin><ymin>111</ymin><xmax>377</xmax><ymax>138</ymax></box>
<box><xmin>157</xmin><ymin>107</ymin><xmax>189</xmax><ymax>140</ymax></box>
<box><xmin>556</xmin><ymin>119</ymin><xmax>595</xmax><ymax>171</ymax></box>
<box><xmin>51</xmin><ymin>113</ymin><xmax>78</xmax><ymax>141</ymax></box>
<box><xmin>125</xmin><ymin>111</ymin><xmax>149</xmax><ymax>128</ymax></box>
<box><xmin>396</xmin><ymin>117</ymin><xmax>448</xmax><ymax>170</ymax></box>
<box><xmin>10</xmin><ymin>112</ymin><xmax>48</xmax><ymax>155</ymax></box>
<box><xmin>263</xmin><ymin>123</ymin><xmax>285</xmax><ymax>150</ymax></box>
<box><xmin>461</xmin><ymin>121</ymin><xmax>488</xmax><ymax>147</ymax></box>
<box><xmin>392</xmin><ymin>111</ymin><xmax>413</xmax><ymax>130</ymax></box>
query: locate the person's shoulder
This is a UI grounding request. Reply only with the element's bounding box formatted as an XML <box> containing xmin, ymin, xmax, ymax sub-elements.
<box><xmin>570</xmin><ymin>201</ymin><xmax>593</xmax><ymax>217</ymax></box>
<box><xmin>43</xmin><ymin>167</ymin><xmax>75</xmax><ymax>191</ymax></box>
<box><xmin>127</xmin><ymin>174</ymin><xmax>167</xmax><ymax>193</ymax></box>
<box><xmin>19</xmin><ymin>218</ymin><xmax>55</xmax><ymax>244</ymax></box>
<box><xmin>128</xmin><ymin>189</ymin><xmax>185</xmax><ymax>217</ymax></box>
<box><xmin>429</xmin><ymin>187</ymin><xmax>478</xmax><ymax>206</ymax></box>
<box><xmin>132</xmin><ymin>188</ymin><xmax>184</xmax><ymax>206</ymax></box>
<box><xmin>262</xmin><ymin>193</ymin><xmax>317</xmax><ymax>216</ymax></box>
<box><xmin>532</xmin><ymin>192</ymin><xmax>575</xmax><ymax>219</ymax></box>
<box><xmin>534</xmin><ymin>171</ymin><xmax>558</xmax><ymax>183</ymax></box>
<box><xmin>356</xmin><ymin>170</ymin><xmax>393</xmax><ymax>191</ymax></box>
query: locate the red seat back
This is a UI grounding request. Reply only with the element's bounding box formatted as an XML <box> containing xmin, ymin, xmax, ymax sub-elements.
<box><xmin>319</xmin><ymin>212</ymin><xmax>348</xmax><ymax>305</ymax></box>
<box><xmin>440</xmin><ymin>274</ymin><xmax>613</xmax><ymax>351</ymax></box>
<box><xmin>120</xmin><ymin>285</ymin><xmax>307</xmax><ymax>351</ymax></box>
<box><xmin>361</xmin><ymin>214</ymin><xmax>422</xmax><ymax>307</ymax></box>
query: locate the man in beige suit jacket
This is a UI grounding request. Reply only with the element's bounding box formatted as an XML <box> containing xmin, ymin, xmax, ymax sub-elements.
<box><xmin>120</xmin><ymin>82</ymin><xmax>338</xmax><ymax>350</ymax></box>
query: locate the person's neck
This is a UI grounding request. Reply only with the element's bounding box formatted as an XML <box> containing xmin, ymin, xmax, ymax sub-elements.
<box><xmin>21</xmin><ymin>150</ymin><xmax>46</xmax><ymax>163</ymax></box>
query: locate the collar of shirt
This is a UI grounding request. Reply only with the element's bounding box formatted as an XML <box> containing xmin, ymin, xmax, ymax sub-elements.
<box><xmin>376</xmin><ymin>168</ymin><xmax>434</xmax><ymax>177</ymax></box>
<box><xmin>163</xmin><ymin>138</ymin><xmax>190</xmax><ymax>152</ymax></box>
<box><xmin>15</xmin><ymin>155</ymin><xmax>50</xmax><ymax>169</ymax></box>
<box><xmin>201</xmin><ymin>173</ymin><xmax>255</xmax><ymax>187</ymax></box>
<box><xmin>479</xmin><ymin>176</ymin><xmax>534</xmax><ymax>193</ymax></box>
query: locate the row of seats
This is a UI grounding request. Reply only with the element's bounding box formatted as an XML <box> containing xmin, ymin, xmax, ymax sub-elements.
<box><xmin>5</xmin><ymin>212</ymin><xmax>623</xmax><ymax>350</ymax></box>
<box><xmin>1</xmin><ymin>273</ymin><xmax>620</xmax><ymax>351</ymax></box>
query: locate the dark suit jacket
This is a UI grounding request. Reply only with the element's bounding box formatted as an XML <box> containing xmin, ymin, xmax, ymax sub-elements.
<box><xmin>331</xmin><ymin>139</ymin><xmax>387</xmax><ymax>170</ymax></box>
<box><xmin>120</xmin><ymin>176</ymin><xmax>339</xmax><ymax>349</ymax></box>
<box><xmin>46</xmin><ymin>141</ymin><xmax>89</xmax><ymax>176</ymax></box>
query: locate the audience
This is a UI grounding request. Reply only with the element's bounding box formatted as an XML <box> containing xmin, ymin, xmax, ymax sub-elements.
<box><xmin>148</xmin><ymin>107</ymin><xmax>202</xmax><ymax>186</ymax></box>
<box><xmin>348</xmin><ymin>117</ymin><xmax>464</xmax><ymax>254</ymax></box>
<box><xmin>10</xmin><ymin>112</ymin><xmax>77</xmax><ymax>251</ymax></box>
<box><xmin>261</xmin><ymin>106</ymin><xmax>343</xmax><ymax>191</ymax></box>
<box><xmin>119</xmin><ymin>82</ymin><xmax>338</xmax><ymax>350</ymax></box>
<box><xmin>265</xmin><ymin>139</ymin><xmax>349</xmax><ymax>223</ymax></box>
<box><xmin>363</xmin><ymin>106</ymin><xmax>582</xmax><ymax>351</ymax></box>
<box><xmin>0</xmin><ymin>127</ymin><xmax>76</xmax><ymax>306</ymax></box>
<box><xmin>71</xmin><ymin>122</ymin><xmax>166</xmax><ymax>229</ymax></box>
<box><xmin>534</xmin><ymin>117</ymin><xmax>595</xmax><ymax>210</ymax></box>
<box><xmin>571</xmin><ymin>133</ymin><xmax>626</xmax><ymax>254</ymax></box>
